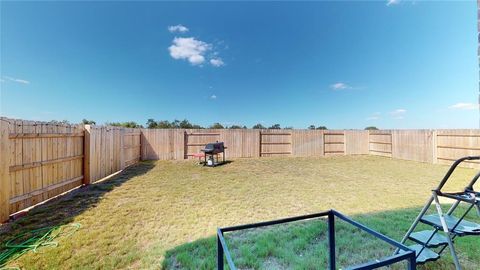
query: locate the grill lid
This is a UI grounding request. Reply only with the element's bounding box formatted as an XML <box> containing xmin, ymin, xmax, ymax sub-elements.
<box><xmin>202</xmin><ymin>142</ymin><xmax>225</xmax><ymax>153</ymax></box>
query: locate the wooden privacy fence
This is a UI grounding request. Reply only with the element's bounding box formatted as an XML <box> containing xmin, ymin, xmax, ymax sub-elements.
<box><xmin>2</xmin><ymin>118</ymin><xmax>480</xmax><ymax>223</ymax></box>
<box><xmin>140</xmin><ymin>128</ymin><xmax>480</xmax><ymax>169</ymax></box>
<box><xmin>141</xmin><ymin>129</ymin><xmax>370</xmax><ymax>160</ymax></box>
<box><xmin>0</xmin><ymin>118</ymin><xmax>142</xmax><ymax>222</ymax></box>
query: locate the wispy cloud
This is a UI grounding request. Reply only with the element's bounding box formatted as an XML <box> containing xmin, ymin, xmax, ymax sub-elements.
<box><xmin>448</xmin><ymin>102</ymin><xmax>479</xmax><ymax>110</ymax></box>
<box><xmin>366</xmin><ymin>112</ymin><xmax>381</xmax><ymax>121</ymax></box>
<box><xmin>2</xmin><ymin>76</ymin><xmax>30</xmax><ymax>84</ymax></box>
<box><xmin>390</xmin><ymin>109</ymin><xmax>406</xmax><ymax>114</ymax></box>
<box><xmin>210</xmin><ymin>58</ymin><xmax>224</xmax><ymax>67</ymax></box>
<box><xmin>168</xmin><ymin>24</ymin><xmax>189</xmax><ymax>33</ymax></box>
<box><xmin>330</xmin><ymin>82</ymin><xmax>365</xmax><ymax>91</ymax></box>
<box><xmin>386</xmin><ymin>0</ymin><xmax>400</xmax><ymax>6</ymax></box>
<box><xmin>330</xmin><ymin>82</ymin><xmax>351</xmax><ymax>90</ymax></box>
<box><xmin>210</xmin><ymin>94</ymin><xmax>217</xmax><ymax>99</ymax></box>
<box><xmin>389</xmin><ymin>109</ymin><xmax>406</xmax><ymax>119</ymax></box>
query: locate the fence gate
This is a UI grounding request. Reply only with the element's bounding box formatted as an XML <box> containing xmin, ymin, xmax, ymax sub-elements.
<box><xmin>259</xmin><ymin>131</ymin><xmax>292</xmax><ymax>157</ymax></box>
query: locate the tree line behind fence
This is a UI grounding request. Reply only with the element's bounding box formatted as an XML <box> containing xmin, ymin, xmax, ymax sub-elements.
<box><xmin>1</xmin><ymin>117</ymin><xmax>479</xmax><ymax>222</ymax></box>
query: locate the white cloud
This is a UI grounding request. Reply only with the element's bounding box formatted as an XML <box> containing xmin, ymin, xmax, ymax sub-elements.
<box><xmin>386</xmin><ymin>0</ymin><xmax>400</xmax><ymax>6</ymax></box>
<box><xmin>168</xmin><ymin>36</ymin><xmax>226</xmax><ymax>67</ymax></box>
<box><xmin>2</xmin><ymin>76</ymin><xmax>30</xmax><ymax>84</ymax></box>
<box><xmin>366</xmin><ymin>112</ymin><xmax>381</xmax><ymax>121</ymax></box>
<box><xmin>449</xmin><ymin>102</ymin><xmax>479</xmax><ymax>110</ymax></box>
<box><xmin>330</xmin><ymin>82</ymin><xmax>351</xmax><ymax>90</ymax></box>
<box><xmin>389</xmin><ymin>109</ymin><xmax>406</xmax><ymax>119</ymax></box>
<box><xmin>210</xmin><ymin>58</ymin><xmax>224</xmax><ymax>67</ymax></box>
<box><xmin>210</xmin><ymin>94</ymin><xmax>217</xmax><ymax>99</ymax></box>
<box><xmin>390</xmin><ymin>109</ymin><xmax>406</xmax><ymax>114</ymax></box>
<box><xmin>168</xmin><ymin>37</ymin><xmax>211</xmax><ymax>65</ymax></box>
<box><xmin>168</xmin><ymin>24</ymin><xmax>189</xmax><ymax>33</ymax></box>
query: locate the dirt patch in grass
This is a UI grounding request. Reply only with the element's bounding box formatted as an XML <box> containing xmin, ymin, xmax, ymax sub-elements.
<box><xmin>0</xmin><ymin>155</ymin><xmax>478</xmax><ymax>269</ymax></box>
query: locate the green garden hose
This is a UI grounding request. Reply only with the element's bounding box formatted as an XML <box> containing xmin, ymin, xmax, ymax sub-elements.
<box><xmin>0</xmin><ymin>223</ymin><xmax>81</xmax><ymax>269</ymax></box>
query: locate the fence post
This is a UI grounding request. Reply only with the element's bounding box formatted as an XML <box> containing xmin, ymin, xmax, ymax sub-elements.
<box><xmin>83</xmin><ymin>125</ymin><xmax>92</xmax><ymax>185</ymax></box>
<box><xmin>258</xmin><ymin>130</ymin><xmax>262</xmax><ymax>157</ymax></box>
<box><xmin>120</xmin><ymin>128</ymin><xmax>125</xmax><ymax>169</ymax></box>
<box><xmin>0</xmin><ymin>120</ymin><xmax>11</xmax><ymax>222</ymax></box>
<box><xmin>432</xmin><ymin>129</ymin><xmax>437</xmax><ymax>164</ymax></box>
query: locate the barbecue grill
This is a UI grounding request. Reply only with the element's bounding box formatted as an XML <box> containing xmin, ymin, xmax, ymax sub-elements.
<box><xmin>201</xmin><ymin>142</ymin><xmax>226</xmax><ymax>167</ymax></box>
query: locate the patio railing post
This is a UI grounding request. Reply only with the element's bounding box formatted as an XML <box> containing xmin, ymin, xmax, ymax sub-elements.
<box><xmin>328</xmin><ymin>211</ymin><xmax>336</xmax><ymax>270</ymax></box>
<box><xmin>217</xmin><ymin>234</ymin><xmax>224</xmax><ymax>270</ymax></box>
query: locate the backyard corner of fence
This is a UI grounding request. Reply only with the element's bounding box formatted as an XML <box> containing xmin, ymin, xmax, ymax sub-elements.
<box><xmin>0</xmin><ymin>118</ymin><xmax>142</xmax><ymax>223</ymax></box>
<box><xmin>1</xmin><ymin>117</ymin><xmax>480</xmax><ymax>223</ymax></box>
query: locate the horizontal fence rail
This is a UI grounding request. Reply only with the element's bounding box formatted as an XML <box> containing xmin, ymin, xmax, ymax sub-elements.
<box><xmin>1</xmin><ymin>116</ymin><xmax>480</xmax><ymax>223</ymax></box>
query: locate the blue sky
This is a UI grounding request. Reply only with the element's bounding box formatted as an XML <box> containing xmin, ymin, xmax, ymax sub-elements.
<box><xmin>1</xmin><ymin>0</ymin><xmax>479</xmax><ymax>129</ymax></box>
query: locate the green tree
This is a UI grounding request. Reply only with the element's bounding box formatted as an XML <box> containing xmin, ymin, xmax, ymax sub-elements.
<box><xmin>209</xmin><ymin>122</ymin><xmax>224</xmax><ymax>129</ymax></box>
<box><xmin>179</xmin><ymin>119</ymin><xmax>194</xmax><ymax>129</ymax></box>
<box><xmin>107</xmin><ymin>122</ymin><xmax>143</xmax><ymax>128</ymax></box>
<box><xmin>268</xmin><ymin>124</ymin><xmax>281</xmax><ymax>129</ymax></box>
<box><xmin>229</xmin><ymin>125</ymin><xmax>243</xmax><ymax>129</ymax></box>
<box><xmin>365</xmin><ymin>126</ymin><xmax>379</xmax><ymax>130</ymax></box>
<box><xmin>252</xmin><ymin>123</ymin><xmax>266</xmax><ymax>129</ymax></box>
<box><xmin>316</xmin><ymin>126</ymin><xmax>327</xmax><ymax>130</ymax></box>
<box><xmin>146</xmin><ymin>119</ymin><xmax>158</xmax><ymax>129</ymax></box>
<box><xmin>82</xmin><ymin>119</ymin><xmax>96</xmax><ymax>125</ymax></box>
<box><xmin>283</xmin><ymin>126</ymin><xmax>293</xmax><ymax>130</ymax></box>
<box><xmin>171</xmin><ymin>120</ymin><xmax>181</xmax><ymax>128</ymax></box>
<box><xmin>157</xmin><ymin>120</ymin><xmax>172</xmax><ymax>129</ymax></box>
<box><xmin>308</xmin><ymin>125</ymin><xmax>316</xmax><ymax>130</ymax></box>
<box><xmin>49</xmin><ymin>120</ymin><xmax>71</xmax><ymax>125</ymax></box>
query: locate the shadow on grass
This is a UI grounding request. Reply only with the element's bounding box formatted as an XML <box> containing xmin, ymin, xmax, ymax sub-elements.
<box><xmin>162</xmin><ymin>206</ymin><xmax>480</xmax><ymax>270</ymax></box>
<box><xmin>0</xmin><ymin>161</ymin><xmax>155</xmax><ymax>266</ymax></box>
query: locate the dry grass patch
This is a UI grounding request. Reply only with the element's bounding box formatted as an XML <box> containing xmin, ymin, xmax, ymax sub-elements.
<box><xmin>0</xmin><ymin>155</ymin><xmax>478</xmax><ymax>269</ymax></box>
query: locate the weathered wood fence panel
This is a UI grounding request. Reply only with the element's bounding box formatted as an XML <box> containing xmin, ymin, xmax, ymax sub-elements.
<box><xmin>3</xmin><ymin>119</ymin><xmax>84</xmax><ymax>219</ymax></box>
<box><xmin>369</xmin><ymin>131</ymin><xmax>393</xmax><ymax>157</ymax></box>
<box><xmin>345</xmin><ymin>130</ymin><xmax>369</xmax><ymax>155</ymax></box>
<box><xmin>3</xmin><ymin>118</ymin><xmax>480</xmax><ymax>223</ymax></box>
<box><xmin>260</xmin><ymin>130</ymin><xmax>292</xmax><ymax>157</ymax></box>
<box><xmin>220</xmin><ymin>129</ymin><xmax>259</xmax><ymax>158</ymax></box>
<box><xmin>124</xmin><ymin>129</ymin><xmax>141</xmax><ymax>167</ymax></box>
<box><xmin>1</xmin><ymin>118</ymin><xmax>142</xmax><ymax>222</ymax></box>
<box><xmin>436</xmin><ymin>129</ymin><xmax>480</xmax><ymax>169</ymax></box>
<box><xmin>392</xmin><ymin>130</ymin><xmax>434</xmax><ymax>163</ymax></box>
<box><xmin>323</xmin><ymin>131</ymin><xmax>345</xmax><ymax>156</ymax></box>
<box><xmin>140</xmin><ymin>129</ymin><xmax>184</xmax><ymax>160</ymax></box>
<box><xmin>84</xmin><ymin>125</ymin><xmax>142</xmax><ymax>183</ymax></box>
<box><xmin>291</xmin><ymin>130</ymin><xmax>324</xmax><ymax>157</ymax></box>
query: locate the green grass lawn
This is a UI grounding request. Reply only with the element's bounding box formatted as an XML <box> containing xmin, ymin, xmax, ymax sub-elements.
<box><xmin>0</xmin><ymin>155</ymin><xmax>478</xmax><ymax>269</ymax></box>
